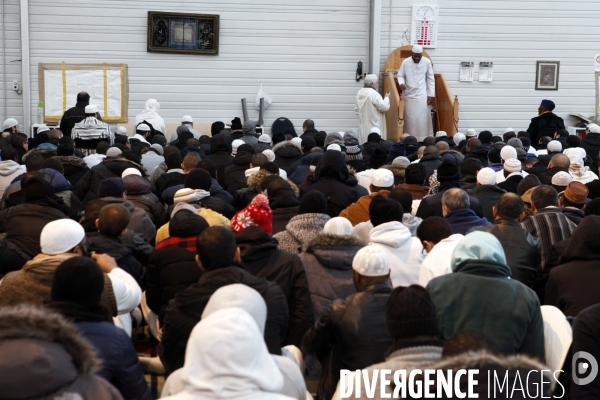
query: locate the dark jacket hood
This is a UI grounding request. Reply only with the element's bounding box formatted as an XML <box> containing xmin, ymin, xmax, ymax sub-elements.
<box><xmin>560</xmin><ymin>215</ymin><xmax>600</xmax><ymax>261</ymax></box>
<box><xmin>86</xmin><ymin>232</ymin><xmax>132</xmax><ymax>260</ymax></box>
<box><xmin>233</xmin><ymin>150</ymin><xmax>253</xmax><ymax>166</ymax></box>
<box><xmin>267</xmin><ymin>180</ymin><xmax>300</xmax><ymax>209</ymax></box>
<box><xmin>301</xmin><ymin>152</ymin><xmax>322</xmax><ymax>166</ymax></box>
<box><xmin>273</xmin><ymin>141</ymin><xmax>302</xmax><ymax>159</ymax></box>
<box><xmin>170</xmin><ymin>210</ymin><xmax>206</xmax><ymax>237</ymax></box>
<box><xmin>55</xmin><ymin>155</ymin><xmax>87</xmax><ymax>169</ymax></box>
<box><xmin>583</xmin><ymin>132</ymin><xmax>600</xmax><ymax>146</ymax></box>
<box><xmin>101</xmin><ymin>156</ymin><xmax>145</xmax><ymax>177</ymax></box>
<box><xmin>39</xmin><ymin>168</ymin><xmax>72</xmax><ymax>192</ymax></box>
<box><xmin>210</xmin><ymin>133</ymin><xmax>231</xmax><ymax>153</ymax></box>
<box><xmin>304</xmin><ymin>233</ymin><xmax>365</xmax><ymax>270</ymax></box>
<box><xmin>236</xmin><ymin>225</ymin><xmax>279</xmax><ymax>263</ymax></box>
<box><xmin>315</xmin><ymin>150</ymin><xmax>349</xmax><ymax>182</ymax></box>
<box><xmin>122</xmin><ymin>174</ymin><xmax>152</xmax><ymax>195</ymax></box>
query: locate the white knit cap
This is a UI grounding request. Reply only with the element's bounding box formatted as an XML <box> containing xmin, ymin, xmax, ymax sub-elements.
<box><xmin>503</xmin><ymin>158</ymin><xmax>522</xmax><ymax>173</ymax></box>
<box><xmin>500</xmin><ymin>146</ymin><xmax>517</xmax><ymax>161</ymax></box>
<box><xmin>435</xmin><ymin>131</ymin><xmax>447</xmax><ymax>137</ymax></box>
<box><xmin>2</xmin><ymin>118</ymin><xmax>18</xmax><ymax>130</ymax></box>
<box><xmin>392</xmin><ymin>156</ymin><xmax>411</xmax><ymax>167</ymax></box>
<box><xmin>466</xmin><ymin>129</ymin><xmax>477</xmax><ymax>137</ymax></box>
<box><xmin>477</xmin><ymin>168</ymin><xmax>497</xmax><ymax>185</ymax></box>
<box><xmin>263</xmin><ymin>149</ymin><xmax>275</xmax><ymax>162</ymax></box>
<box><xmin>370</xmin><ymin>127</ymin><xmax>381</xmax><ymax>136</ymax></box>
<box><xmin>551</xmin><ymin>171</ymin><xmax>573</xmax><ymax>186</ymax></box>
<box><xmin>36</xmin><ymin>125</ymin><xmax>50</xmax><ymax>134</ymax></box>
<box><xmin>364</xmin><ymin>74</ymin><xmax>378</xmax><ymax>84</ymax></box>
<box><xmin>182</xmin><ymin>115</ymin><xmax>193</xmax><ymax>123</ymax></box>
<box><xmin>547</xmin><ymin>140</ymin><xmax>562</xmax><ymax>153</ymax></box>
<box><xmin>85</xmin><ymin>104</ymin><xmax>99</xmax><ymax>114</ymax></box>
<box><xmin>371</xmin><ymin>168</ymin><xmax>394</xmax><ymax>188</ymax></box>
<box><xmin>116</xmin><ymin>126</ymin><xmax>127</xmax><ymax>135</ymax></box>
<box><xmin>291</xmin><ymin>137</ymin><xmax>302</xmax><ymax>147</ymax></box>
<box><xmin>503</xmin><ymin>127</ymin><xmax>515</xmax><ymax>134</ymax></box>
<box><xmin>122</xmin><ymin>168</ymin><xmax>142</xmax><ymax>178</ymax></box>
<box><xmin>453</xmin><ymin>133</ymin><xmax>466</xmax><ymax>146</ymax></box>
<box><xmin>352</xmin><ymin>246</ymin><xmax>390</xmax><ymax>277</ymax></box>
<box><xmin>258</xmin><ymin>134</ymin><xmax>271</xmax><ymax>143</ymax></box>
<box><xmin>41</xmin><ymin>219</ymin><xmax>85</xmax><ymax>255</ymax></box>
<box><xmin>327</xmin><ymin>144</ymin><xmax>342</xmax><ymax>152</ymax></box>
<box><xmin>323</xmin><ymin>217</ymin><xmax>353</xmax><ymax>236</ymax></box>
<box><xmin>231</xmin><ymin>139</ymin><xmax>245</xmax><ymax>155</ymax></box>
<box><xmin>588</xmin><ymin>123</ymin><xmax>600</xmax><ymax>133</ymax></box>
<box><xmin>106</xmin><ymin>147</ymin><xmax>122</xmax><ymax>158</ymax></box>
<box><xmin>412</xmin><ymin>44</ymin><xmax>423</xmax><ymax>54</ymax></box>
<box><xmin>137</xmin><ymin>123</ymin><xmax>151</xmax><ymax>132</ymax></box>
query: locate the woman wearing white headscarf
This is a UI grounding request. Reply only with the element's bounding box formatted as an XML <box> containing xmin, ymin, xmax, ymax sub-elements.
<box><xmin>135</xmin><ymin>99</ymin><xmax>166</xmax><ymax>135</ymax></box>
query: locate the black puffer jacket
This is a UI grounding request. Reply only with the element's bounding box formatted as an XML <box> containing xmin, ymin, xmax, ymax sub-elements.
<box><xmin>237</xmin><ymin>226</ymin><xmax>313</xmax><ymax>347</ymax></box>
<box><xmin>73</xmin><ymin>157</ymin><xmax>145</xmax><ymax>204</ymax></box>
<box><xmin>160</xmin><ymin>264</ymin><xmax>289</xmax><ymax>373</ymax></box>
<box><xmin>55</xmin><ymin>156</ymin><xmax>90</xmax><ymax>186</ymax></box>
<box><xmin>267</xmin><ymin>179</ymin><xmax>301</xmax><ymax>234</ymax></box>
<box><xmin>85</xmin><ymin>232</ymin><xmax>144</xmax><ymax>284</ymax></box>
<box><xmin>527</xmin><ymin>112</ymin><xmax>565</xmax><ymax>148</ymax></box>
<box><xmin>463</xmin><ymin>147</ymin><xmax>489</xmax><ymax>166</ymax></box>
<box><xmin>299</xmin><ymin>233</ymin><xmax>364</xmax><ymax>318</ymax></box>
<box><xmin>473</xmin><ymin>219</ymin><xmax>542</xmax><ymax>287</ymax></box>
<box><xmin>545</xmin><ymin>216</ymin><xmax>600</xmax><ymax>317</ymax></box>
<box><xmin>223</xmin><ymin>149</ymin><xmax>253</xmax><ymax>195</ymax></box>
<box><xmin>205</xmin><ymin>134</ymin><xmax>233</xmax><ymax>188</ymax></box>
<box><xmin>273</xmin><ymin>141</ymin><xmax>303</xmax><ymax>175</ymax></box>
<box><xmin>145</xmin><ymin>210</ymin><xmax>202</xmax><ymax>320</ymax></box>
<box><xmin>122</xmin><ymin>175</ymin><xmax>166</xmax><ymax>226</ymax></box>
<box><xmin>301</xmin><ymin>150</ymin><xmax>362</xmax><ymax>217</ymax></box>
<box><xmin>581</xmin><ymin>132</ymin><xmax>600</xmax><ymax>171</ymax></box>
<box><xmin>419</xmin><ymin>153</ymin><xmax>443</xmax><ymax>183</ymax></box>
<box><xmin>302</xmin><ymin>281</ymin><xmax>392</xmax><ymax>400</ymax></box>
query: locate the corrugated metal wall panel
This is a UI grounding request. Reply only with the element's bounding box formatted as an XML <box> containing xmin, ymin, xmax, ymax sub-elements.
<box><xmin>380</xmin><ymin>0</ymin><xmax>600</xmax><ymax>135</ymax></box>
<box><xmin>1</xmin><ymin>1</ymin><xmax>24</xmax><ymax>123</ymax></box>
<box><xmin>27</xmin><ymin>0</ymin><xmax>370</xmax><ymax>134</ymax></box>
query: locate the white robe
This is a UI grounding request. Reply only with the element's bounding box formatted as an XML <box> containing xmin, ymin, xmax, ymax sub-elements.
<box><xmin>397</xmin><ymin>57</ymin><xmax>435</xmax><ymax>141</ymax></box>
<box><xmin>355</xmin><ymin>88</ymin><xmax>390</xmax><ymax>144</ymax></box>
<box><xmin>135</xmin><ymin>99</ymin><xmax>167</xmax><ymax>135</ymax></box>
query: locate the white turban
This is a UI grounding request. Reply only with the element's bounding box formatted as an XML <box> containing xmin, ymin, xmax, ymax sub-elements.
<box><xmin>412</xmin><ymin>45</ymin><xmax>423</xmax><ymax>54</ymax></box>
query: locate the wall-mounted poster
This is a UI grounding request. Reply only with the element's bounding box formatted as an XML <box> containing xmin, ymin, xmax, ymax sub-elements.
<box><xmin>536</xmin><ymin>61</ymin><xmax>560</xmax><ymax>90</ymax></box>
<box><xmin>147</xmin><ymin>11</ymin><xmax>219</xmax><ymax>55</ymax></box>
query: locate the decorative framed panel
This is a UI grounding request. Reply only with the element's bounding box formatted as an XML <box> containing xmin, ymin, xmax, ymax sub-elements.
<box><xmin>148</xmin><ymin>11</ymin><xmax>219</xmax><ymax>55</ymax></box>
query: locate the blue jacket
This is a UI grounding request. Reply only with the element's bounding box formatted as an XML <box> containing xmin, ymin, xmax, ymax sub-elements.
<box><xmin>76</xmin><ymin>321</ymin><xmax>152</xmax><ymax>400</ymax></box>
<box><xmin>445</xmin><ymin>208</ymin><xmax>490</xmax><ymax>235</ymax></box>
<box><xmin>39</xmin><ymin>168</ymin><xmax>72</xmax><ymax>192</ymax></box>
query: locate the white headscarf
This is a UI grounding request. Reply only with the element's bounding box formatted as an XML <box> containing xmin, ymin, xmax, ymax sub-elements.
<box><xmin>135</xmin><ymin>99</ymin><xmax>166</xmax><ymax>134</ymax></box>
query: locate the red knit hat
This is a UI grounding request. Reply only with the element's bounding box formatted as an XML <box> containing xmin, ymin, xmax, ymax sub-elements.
<box><xmin>231</xmin><ymin>194</ymin><xmax>273</xmax><ymax>235</ymax></box>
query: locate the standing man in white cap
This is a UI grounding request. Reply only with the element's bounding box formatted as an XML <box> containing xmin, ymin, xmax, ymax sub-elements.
<box><xmin>1</xmin><ymin>118</ymin><xmax>19</xmax><ymax>138</ymax></box>
<box><xmin>355</xmin><ymin>74</ymin><xmax>390</xmax><ymax>144</ymax></box>
<box><xmin>397</xmin><ymin>45</ymin><xmax>435</xmax><ymax>141</ymax></box>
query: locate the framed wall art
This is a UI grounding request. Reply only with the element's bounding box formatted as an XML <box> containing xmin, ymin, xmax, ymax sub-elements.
<box><xmin>535</xmin><ymin>61</ymin><xmax>560</xmax><ymax>90</ymax></box>
<box><xmin>147</xmin><ymin>11</ymin><xmax>219</xmax><ymax>55</ymax></box>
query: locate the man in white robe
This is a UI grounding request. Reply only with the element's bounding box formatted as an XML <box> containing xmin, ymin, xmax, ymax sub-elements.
<box><xmin>397</xmin><ymin>45</ymin><xmax>435</xmax><ymax>141</ymax></box>
<box><xmin>355</xmin><ymin>74</ymin><xmax>390</xmax><ymax>144</ymax></box>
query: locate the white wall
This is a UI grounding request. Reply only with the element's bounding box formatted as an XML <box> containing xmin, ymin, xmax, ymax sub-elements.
<box><xmin>26</xmin><ymin>0</ymin><xmax>370</xmax><ymax>135</ymax></box>
<box><xmin>1</xmin><ymin>0</ymin><xmax>23</xmax><ymax>124</ymax></box>
<box><xmin>380</xmin><ymin>0</ymin><xmax>600</xmax><ymax>135</ymax></box>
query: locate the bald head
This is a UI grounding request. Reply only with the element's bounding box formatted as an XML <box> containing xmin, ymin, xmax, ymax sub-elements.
<box><xmin>423</xmin><ymin>145</ymin><xmax>439</xmax><ymax>157</ymax></box>
<box><xmin>548</xmin><ymin>153</ymin><xmax>570</xmax><ymax>169</ymax></box>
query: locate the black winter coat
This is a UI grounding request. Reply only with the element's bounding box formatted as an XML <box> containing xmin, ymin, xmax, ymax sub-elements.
<box><xmin>463</xmin><ymin>147</ymin><xmax>489</xmax><ymax>166</ymax></box>
<box><xmin>73</xmin><ymin>157</ymin><xmax>145</xmax><ymax>204</ymax></box>
<box><xmin>527</xmin><ymin>112</ymin><xmax>565</xmax><ymax>147</ymax></box>
<box><xmin>416</xmin><ymin>182</ymin><xmax>485</xmax><ymax>219</ymax></box>
<box><xmin>55</xmin><ymin>156</ymin><xmax>90</xmax><ymax>186</ymax></box>
<box><xmin>223</xmin><ymin>151</ymin><xmax>253</xmax><ymax>195</ymax></box>
<box><xmin>86</xmin><ymin>233</ymin><xmax>144</xmax><ymax>284</ymax></box>
<box><xmin>545</xmin><ymin>216</ymin><xmax>600</xmax><ymax>317</ymax></box>
<box><xmin>155</xmin><ymin>171</ymin><xmax>185</xmax><ymax>199</ymax></box>
<box><xmin>419</xmin><ymin>153</ymin><xmax>443</xmax><ymax>182</ymax></box>
<box><xmin>160</xmin><ymin>264</ymin><xmax>289</xmax><ymax>373</ymax></box>
<box><xmin>205</xmin><ymin>134</ymin><xmax>233</xmax><ymax>187</ymax></box>
<box><xmin>273</xmin><ymin>141</ymin><xmax>303</xmax><ymax>175</ymax></box>
<box><xmin>497</xmin><ymin>174</ymin><xmax>523</xmax><ymax>194</ymax></box>
<box><xmin>302</xmin><ymin>281</ymin><xmax>392</xmax><ymax>400</ymax></box>
<box><xmin>570</xmin><ymin>303</ymin><xmax>600</xmax><ymax>398</ymax></box>
<box><xmin>122</xmin><ymin>175</ymin><xmax>167</xmax><ymax>227</ymax></box>
<box><xmin>237</xmin><ymin>226</ymin><xmax>313</xmax><ymax>347</ymax></box>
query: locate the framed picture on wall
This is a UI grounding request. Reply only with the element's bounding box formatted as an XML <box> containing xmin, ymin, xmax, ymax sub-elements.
<box><xmin>535</xmin><ymin>61</ymin><xmax>560</xmax><ymax>90</ymax></box>
<box><xmin>147</xmin><ymin>11</ymin><xmax>219</xmax><ymax>55</ymax></box>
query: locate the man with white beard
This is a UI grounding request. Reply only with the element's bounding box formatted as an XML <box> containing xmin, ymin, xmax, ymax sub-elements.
<box><xmin>355</xmin><ymin>74</ymin><xmax>390</xmax><ymax>143</ymax></box>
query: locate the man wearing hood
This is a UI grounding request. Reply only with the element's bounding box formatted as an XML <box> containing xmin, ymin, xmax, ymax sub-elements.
<box><xmin>237</xmin><ymin>225</ymin><xmax>313</xmax><ymax>348</ymax></box>
<box><xmin>273</xmin><ymin>139</ymin><xmax>303</xmax><ymax>175</ymax></box>
<box><xmin>581</xmin><ymin>123</ymin><xmax>600</xmax><ymax>171</ymax></box>
<box><xmin>205</xmin><ymin>133</ymin><xmax>234</xmax><ymax>187</ymax></box>
<box><xmin>240</xmin><ymin>120</ymin><xmax>258</xmax><ymax>146</ymax></box>
<box><xmin>427</xmin><ymin>231</ymin><xmax>545</xmax><ymax>361</ymax></box>
<box><xmin>160</xmin><ymin>226</ymin><xmax>289</xmax><ymax>373</ymax></box>
<box><xmin>527</xmin><ymin>99</ymin><xmax>565</xmax><ymax>147</ymax></box>
<box><xmin>355</xmin><ymin>74</ymin><xmax>390</xmax><ymax>144</ymax></box>
<box><xmin>265</xmin><ymin>178</ymin><xmax>301</xmax><ymax>234</ymax></box>
<box><xmin>223</xmin><ymin>143</ymin><xmax>255</xmax><ymax>195</ymax></box>
<box><xmin>0</xmin><ymin>146</ymin><xmax>26</xmax><ymax>198</ymax></box>
<box><xmin>135</xmin><ymin>99</ymin><xmax>166</xmax><ymax>135</ymax></box>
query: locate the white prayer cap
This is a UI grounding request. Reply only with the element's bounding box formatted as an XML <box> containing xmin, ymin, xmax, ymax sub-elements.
<box><xmin>503</xmin><ymin>158</ymin><xmax>522</xmax><ymax>173</ymax></box>
<box><xmin>372</xmin><ymin>169</ymin><xmax>394</xmax><ymax>188</ymax></box>
<box><xmin>477</xmin><ymin>168</ymin><xmax>497</xmax><ymax>185</ymax></box>
<box><xmin>370</xmin><ymin>127</ymin><xmax>382</xmax><ymax>136</ymax></box>
<box><xmin>41</xmin><ymin>219</ymin><xmax>85</xmax><ymax>255</ymax></box>
<box><xmin>412</xmin><ymin>44</ymin><xmax>423</xmax><ymax>54</ymax></box>
<box><xmin>500</xmin><ymin>146</ymin><xmax>517</xmax><ymax>161</ymax></box>
<box><xmin>106</xmin><ymin>147</ymin><xmax>123</xmax><ymax>158</ymax></box>
<box><xmin>137</xmin><ymin>123</ymin><xmax>151</xmax><ymax>132</ymax></box>
<box><xmin>36</xmin><ymin>125</ymin><xmax>50</xmax><ymax>134</ymax></box>
<box><xmin>453</xmin><ymin>133</ymin><xmax>466</xmax><ymax>146</ymax></box>
<box><xmin>323</xmin><ymin>217</ymin><xmax>353</xmax><ymax>236</ymax></box>
<box><xmin>262</xmin><ymin>149</ymin><xmax>275</xmax><ymax>162</ymax></box>
<box><xmin>364</xmin><ymin>74</ymin><xmax>379</xmax><ymax>84</ymax></box>
<box><xmin>122</xmin><ymin>168</ymin><xmax>142</xmax><ymax>178</ymax></box>
<box><xmin>182</xmin><ymin>115</ymin><xmax>193</xmax><ymax>123</ymax></box>
<box><xmin>436</xmin><ymin>131</ymin><xmax>447</xmax><ymax>137</ymax></box>
<box><xmin>2</xmin><ymin>118</ymin><xmax>18</xmax><ymax>130</ymax></box>
<box><xmin>258</xmin><ymin>134</ymin><xmax>271</xmax><ymax>144</ymax></box>
<box><xmin>466</xmin><ymin>129</ymin><xmax>478</xmax><ymax>137</ymax></box>
<box><xmin>116</xmin><ymin>126</ymin><xmax>127</xmax><ymax>135</ymax></box>
<box><xmin>231</xmin><ymin>139</ymin><xmax>245</xmax><ymax>155</ymax></box>
<box><xmin>551</xmin><ymin>171</ymin><xmax>573</xmax><ymax>187</ymax></box>
<box><xmin>503</xmin><ymin>127</ymin><xmax>515</xmax><ymax>134</ymax></box>
<box><xmin>353</xmin><ymin>246</ymin><xmax>390</xmax><ymax>277</ymax></box>
<box><xmin>588</xmin><ymin>123</ymin><xmax>600</xmax><ymax>133</ymax></box>
<box><xmin>547</xmin><ymin>140</ymin><xmax>562</xmax><ymax>153</ymax></box>
<box><xmin>327</xmin><ymin>144</ymin><xmax>341</xmax><ymax>152</ymax></box>
<box><xmin>85</xmin><ymin>104</ymin><xmax>99</xmax><ymax>114</ymax></box>
<box><xmin>291</xmin><ymin>137</ymin><xmax>302</xmax><ymax>147</ymax></box>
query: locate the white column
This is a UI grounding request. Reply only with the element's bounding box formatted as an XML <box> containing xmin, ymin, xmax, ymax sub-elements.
<box><xmin>369</xmin><ymin>0</ymin><xmax>382</xmax><ymax>77</ymax></box>
<box><xmin>19</xmin><ymin>0</ymin><xmax>31</xmax><ymax>134</ymax></box>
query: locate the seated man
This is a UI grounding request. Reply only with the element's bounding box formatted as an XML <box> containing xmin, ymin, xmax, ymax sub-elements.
<box><xmin>442</xmin><ymin>188</ymin><xmax>490</xmax><ymax>235</ymax></box>
<box><xmin>302</xmin><ymin>246</ymin><xmax>392</xmax><ymax>400</ymax></box>
<box><xmin>417</xmin><ymin>216</ymin><xmax>463</xmax><ymax>287</ymax></box>
<box><xmin>160</xmin><ymin>226</ymin><xmax>289</xmax><ymax>373</ymax></box>
<box><xmin>339</xmin><ymin>169</ymin><xmax>395</xmax><ymax>226</ymax></box>
<box><xmin>427</xmin><ymin>231</ymin><xmax>545</xmax><ymax>361</ymax></box>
